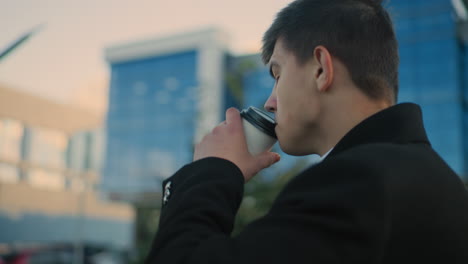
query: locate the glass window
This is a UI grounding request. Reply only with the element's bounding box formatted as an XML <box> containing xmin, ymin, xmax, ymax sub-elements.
<box><xmin>67</xmin><ymin>129</ymin><xmax>105</xmax><ymax>172</ymax></box>
<box><xmin>27</xmin><ymin>127</ymin><xmax>67</xmax><ymax>169</ymax></box>
<box><xmin>0</xmin><ymin>119</ymin><xmax>24</xmax><ymax>162</ymax></box>
<box><xmin>67</xmin><ymin>132</ymin><xmax>86</xmax><ymax>170</ymax></box>
<box><xmin>146</xmin><ymin>149</ymin><xmax>177</xmax><ymax>179</ymax></box>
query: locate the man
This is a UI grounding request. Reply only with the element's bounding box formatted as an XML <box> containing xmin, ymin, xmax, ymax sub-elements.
<box><xmin>146</xmin><ymin>0</ymin><xmax>468</xmax><ymax>263</ymax></box>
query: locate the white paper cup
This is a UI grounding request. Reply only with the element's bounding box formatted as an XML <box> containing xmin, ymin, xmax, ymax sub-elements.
<box><xmin>240</xmin><ymin>107</ymin><xmax>277</xmax><ymax>155</ymax></box>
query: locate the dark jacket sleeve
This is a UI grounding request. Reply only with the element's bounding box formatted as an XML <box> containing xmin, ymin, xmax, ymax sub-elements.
<box><xmin>145</xmin><ymin>156</ymin><xmax>389</xmax><ymax>264</ymax></box>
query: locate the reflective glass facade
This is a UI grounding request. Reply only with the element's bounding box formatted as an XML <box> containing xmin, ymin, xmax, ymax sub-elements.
<box><xmin>104</xmin><ymin>51</ymin><xmax>199</xmax><ymax>193</ymax></box>
<box><xmin>390</xmin><ymin>0</ymin><xmax>467</xmax><ymax>179</ymax></box>
<box><xmin>0</xmin><ymin>121</ymin><xmax>132</xmax><ymax>248</ymax></box>
<box><xmin>25</xmin><ymin>127</ymin><xmax>68</xmax><ymax>170</ymax></box>
<box><xmin>4</xmin><ymin>126</ymin><xmax>105</xmax><ymax>191</ymax></box>
<box><xmin>67</xmin><ymin>129</ymin><xmax>105</xmax><ymax>172</ymax></box>
<box><xmin>0</xmin><ymin>119</ymin><xmax>23</xmax><ymax>162</ymax></box>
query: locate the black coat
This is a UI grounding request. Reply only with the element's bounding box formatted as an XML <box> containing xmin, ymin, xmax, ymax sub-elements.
<box><xmin>146</xmin><ymin>103</ymin><xmax>468</xmax><ymax>263</ymax></box>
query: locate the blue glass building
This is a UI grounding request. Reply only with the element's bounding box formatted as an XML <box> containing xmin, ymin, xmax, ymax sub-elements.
<box><xmin>104</xmin><ymin>28</ymin><xmax>233</xmax><ymax>195</ymax></box>
<box><xmin>389</xmin><ymin>0</ymin><xmax>467</xmax><ymax>180</ymax></box>
<box><xmin>104</xmin><ymin>51</ymin><xmax>198</xmax><ymax>194</ymax></box>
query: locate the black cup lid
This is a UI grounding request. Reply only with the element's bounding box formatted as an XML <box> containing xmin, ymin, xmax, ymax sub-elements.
<box><xmin>240</xmin><ymin>106</ymin><xmax>277</xmax><ymax>139</ymax></box>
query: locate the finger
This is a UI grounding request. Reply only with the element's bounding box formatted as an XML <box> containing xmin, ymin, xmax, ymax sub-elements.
<box><xmin>257</xmin><ymin>152</ymin><xmax>281</xmax><ymax>169</ymax></box>
<box><xmin>216</xmin><ymin>121</ymin><xmax>227</xmax><ymax>126</ymax></box>
<box><xmin>225</xmin><ymin>107</ymin><xmax>241</xmax><ymax>125</ymax></box>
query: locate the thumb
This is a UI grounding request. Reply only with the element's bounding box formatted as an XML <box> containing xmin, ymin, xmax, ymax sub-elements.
<box><xmin>256</xmin><ymin>152</ymin><xmax>281</xmax><ymax>169</ymax></box>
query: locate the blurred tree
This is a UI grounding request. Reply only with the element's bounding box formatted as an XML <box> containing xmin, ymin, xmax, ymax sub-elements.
<box><xmin>131</xmin><ymin>205</ymin><xmax>160</xmax><ymax>264</ymax></box>
<box><xmin>225</xmin><ymin>57</ymin><xmax>257</xmax><ymax>106</ymax></box>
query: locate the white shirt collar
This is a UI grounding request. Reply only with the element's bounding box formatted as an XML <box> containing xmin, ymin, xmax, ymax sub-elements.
<box><xmin>317</xmin><ymin>148</ymin><xmax>333</xmax><ymax>163</ymax></box>
<box><xmin>309</xmin><ymin>148</ymin><xmax>334</xmax><ymax>165</ymax></box>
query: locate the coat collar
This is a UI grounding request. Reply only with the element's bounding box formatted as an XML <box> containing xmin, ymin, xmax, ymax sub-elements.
<box><xmin>327</xmin><ymin>103</ymin><xmax>430</xmax><ymax>158</ymax></box>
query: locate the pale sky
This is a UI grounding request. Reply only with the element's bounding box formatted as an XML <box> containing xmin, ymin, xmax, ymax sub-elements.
<box><xmin>0</xmin><ymin>0</ymin><xmax>293</xmax><ymax>113</ymax></box>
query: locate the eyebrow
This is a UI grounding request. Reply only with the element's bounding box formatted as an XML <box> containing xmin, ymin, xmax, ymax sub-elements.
<box><xmin>269</xmin><ymin>61</ymin><xmax>280</xmax><ymax>79</ymax></box>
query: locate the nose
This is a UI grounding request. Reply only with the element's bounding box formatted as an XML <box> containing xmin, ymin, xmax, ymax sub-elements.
<box><xmin>264</xmin><ymin>93</ymin><xmax>277</xmax><ymax>113</ymax></box>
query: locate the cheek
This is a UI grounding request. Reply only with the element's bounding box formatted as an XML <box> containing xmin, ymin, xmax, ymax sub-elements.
<box><xmin>276</xmin><ymin>97</ymin><xmax>301</xmax><ymax>141</ymax></box>
<box><xmin>276</xmin><ymin>81</ymin><xmax>303</xmax><ymax>120</ymax></box>
<box><xmin>277</xmin><ymin>84</ymin><xmax>319</xmax><ymax>135</ymax></box>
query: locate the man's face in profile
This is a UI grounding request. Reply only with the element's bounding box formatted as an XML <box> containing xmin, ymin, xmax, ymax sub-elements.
<box><xmin>264</xmin><ymin>39</ymin><xmax>323</xmax><ymax>156</ymax></box>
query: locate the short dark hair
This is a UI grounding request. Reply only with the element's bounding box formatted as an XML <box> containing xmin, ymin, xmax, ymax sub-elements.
<box><xmin>262</xmin><ymin>0</ymin><xmax>399</xmax><ymax>103</ymax></box>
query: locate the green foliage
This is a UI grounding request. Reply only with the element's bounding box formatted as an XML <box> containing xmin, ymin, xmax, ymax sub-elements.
<box><xmin>130</xmin><ymin>205</ymin><xmax>160</xmax><ymax>264</ymax></box>
<box><xmin>226</xmin><ymin>58</ymin><xmax>258</xmax><ymax>106</ymax></box>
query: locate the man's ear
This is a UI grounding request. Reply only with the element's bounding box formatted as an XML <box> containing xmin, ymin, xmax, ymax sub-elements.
<box><xmin>313</xmin><ymin>46</ymin><xmax>334</xmax><ymax>92</ymax></box>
